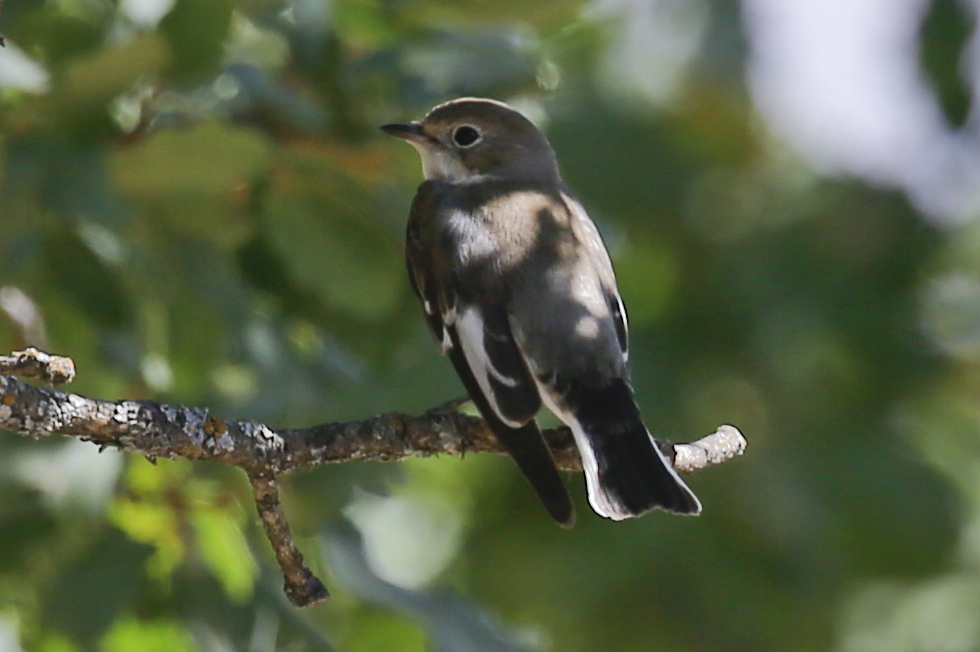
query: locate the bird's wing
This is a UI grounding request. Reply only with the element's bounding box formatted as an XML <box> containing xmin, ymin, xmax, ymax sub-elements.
<box><xmin>405</xmin><ymin>183</ymin><xmax>573</xmax><ymax>525</ymax></box>
<box><xmin>562</xmin><ymin>193</ymin><xmax>629</xmax><ymax>362</ymax></box>
<box><xmin>450</xmin><ymin>299</ymin><xmax>544</xmax><ymax>426</ymax></box>
<box><xmin>511</xmin><ymin>195</ymin><xmax>698</xmax><ymax>520</ymax></box>
<box><xmin>407</xmin><ymin>183</ymin><xmax>544</xmax><ymax>426</ymax></box>
<box><xmin>406</xmin><ymin>230</ymin><xmax>451</xmax><ymax>352</ymax></box>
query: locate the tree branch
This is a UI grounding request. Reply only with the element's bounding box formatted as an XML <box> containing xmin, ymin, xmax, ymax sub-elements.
<box><xmin>0</xmin><ymin>349</ymin><xmax>747</xmax><ymax>607</ymax></box>
<box><xmin>0</xmin><ymin>347</ymin><xmax>76</xmax><ymax>384</ymax></box>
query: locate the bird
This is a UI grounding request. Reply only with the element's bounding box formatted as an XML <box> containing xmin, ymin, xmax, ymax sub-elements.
<box><xmin>382</xmin><ymin>98</ymin><xmax>701</xmax><ymax>525</ymax></box>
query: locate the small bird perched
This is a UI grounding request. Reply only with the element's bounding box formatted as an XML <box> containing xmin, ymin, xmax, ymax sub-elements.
<box><xmin>382</xmin><ymin>98</ymin><xmax>701</xmax><ymax>525</ymax></box>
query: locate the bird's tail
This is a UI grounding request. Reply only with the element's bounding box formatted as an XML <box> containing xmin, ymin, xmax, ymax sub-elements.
<box><xmin>490</xmin><ymin>418</ymin><xmax>576</xmax><ymax>527</ymax></box>
<box><xmin>565</xmin><ymin>378</ymin><xmax>701</xmax><ymax>520</ymax></box>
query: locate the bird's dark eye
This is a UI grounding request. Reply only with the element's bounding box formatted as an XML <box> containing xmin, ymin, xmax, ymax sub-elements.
<box><xmin>452</xmin><ymin>126</ymin><xmax>481</xmax><ymax>147</ymax></box>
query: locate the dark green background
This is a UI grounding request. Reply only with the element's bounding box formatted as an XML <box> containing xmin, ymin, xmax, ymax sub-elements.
<box><xmin>1</xmin><ymin>0</ymin><xmax>977</xmax><ymax>650</ymax></box>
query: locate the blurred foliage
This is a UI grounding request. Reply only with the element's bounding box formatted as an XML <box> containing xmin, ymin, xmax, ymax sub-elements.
<box><xmin>919</xmin><ymin>0</ymin><xmax>973</xmax><ymax>128</ymax></box>
<box><xmin>0</xmin><ymin>0</ymin><xmax>978</xmax><ymax>651</ymax></box>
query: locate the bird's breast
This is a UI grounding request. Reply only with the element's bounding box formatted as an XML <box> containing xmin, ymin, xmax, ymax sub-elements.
<box><xmin>442</xmin><ymin>189</ymin><xmax>571</xmax><ymax>273</ymax></box>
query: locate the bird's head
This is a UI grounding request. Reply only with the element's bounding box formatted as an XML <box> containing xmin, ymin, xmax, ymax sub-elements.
<box><xmin>381</xmin><ymin>98</ymin><xmax>560</xmax><ymax>184</ymax></box>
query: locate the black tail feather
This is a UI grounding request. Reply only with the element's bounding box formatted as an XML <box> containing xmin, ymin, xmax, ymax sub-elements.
<box><xmin>572</xmin><ymin>378</ymin><xmax>700</xmax><ymax>518</ymax></box>
<box><xmin>489</xmin><ymin>418</ymin><xmax>576</xmax><ymax>527</ymax></box>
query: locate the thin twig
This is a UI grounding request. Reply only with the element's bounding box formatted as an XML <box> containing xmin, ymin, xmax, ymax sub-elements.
<box><xmin>249</xmin><ymin>472</ymin><xmax>329</xmax><ymax>606</ymax></box>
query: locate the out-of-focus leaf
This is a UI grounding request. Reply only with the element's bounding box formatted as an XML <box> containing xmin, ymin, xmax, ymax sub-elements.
<box><xmin>112</xmin><ymin>121</ymin><xmax>270</xmax><ymax>199</ymax></box>
<box><xmin>111</xmin><ymin>122</ymin><xmax>269</xmax><ymax>245</ymax></box>
<box><xmin>0</xmin><ymin>484</ymin><xmax>57</xmax><ymax>574</ymax></box>
<box><xmin>54</xmin><ymin>34</ymin><xmax>171</xmax><ymax>116</ymax></box>
<box><xmin>34</xmin><ymin>633</ymin><xmax>79</xmax><ymax>652</ymax></box>
<box><xmin>548</xmin><ymin>104</ymin><xmax>699</xmax><ymax>220</ymax></box>
<box><xmin>1</xmin><ymin>141</ymin><xmax>126</xmax><ymax>228</ymax></box>
<box><xmin>41</xmin><ymin>229</ymin><xmax>133</xmax><ymax>329</ymax></box>
<box><xmin>261</xmin><ymin>194</ymin><xmax>404</xmax><ymax>320</ymax></box>
<box><xmin>672</xmin><ymin>85</ymin><xmax>758</xmax><ymax>166</ymax></box>
<box><xmin>261</xmin><ymin>146</ymin><xmax>404</xmax><ymax>321</ymax></box>
<box><xmin>159</xmin><ymin>0</ymin><xmax>235</xmax><ymax>84</ymax></box>
<box><xmin>109</xmin><ymin>459</ymin><xmax>189</xmax><ymax>579</ymax></box>
<box><xmin>345</xmin><ymin>609</ymin><xmax>428</xmax><ymax>652</ymax></box>
<box><xmin>390</xmin><ymin>29</ymin><xmax>541</xmax><ymax>101</ymax></box>
<box><xmin>920</xmin><ymin>0</ymin><xmax>973</xmax><ymax>128</ymax></box>
<box><xmin>416</xmin><ymin>0</ymin><xmax>588</xmax><ymax>31</ymax></box>
<box><xmin>113</xmin><ymin>458</ymin><xmax>259</xmax><ymax>603</ymax></box>
<box><xmin>324</xmin><ymin>524</ymin><xmax>534</xmax><ymax>652</ymax></box>
<box><xmin>334</xmin><ymin>0</ymin><xmax>400</xmax><ymax>50</ymax></box>
<box><xmin>40</xmin><ymin>527</ymin><xmax>154</xmax><ymax>647</ymax></box>
<box><xmin>101</xmin><ymin>617</ymin><xmax>196</xmax><ymax>652</ymax></box>
<box><xmin>192</xmin><ymin>505</ymin><xmax>258</xmax><ymax>603</ymax></box>
<box><xmin>110</xmin><ymin>496</ymin><xmax>184</xmax><ymax>579</ymax></box>
<box><xmin>13</xmin><ymin>9</ymin><xmax>105</xmax><ymax>69</ymax></box>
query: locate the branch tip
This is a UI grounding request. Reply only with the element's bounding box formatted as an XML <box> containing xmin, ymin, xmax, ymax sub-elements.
<box><xmin>673</xmin><ymin>424</ymin><xmax>747</xmax><ymax>474</ymax></box>
<box><xmin>248</xmin><ymin>472</ymin><xmax>329</xmax><ymax>606</ymax></box>
<box><xmin>0</xmin><ymin>348</ymin><xmax>76</xmax><ymax>385</ymax></box>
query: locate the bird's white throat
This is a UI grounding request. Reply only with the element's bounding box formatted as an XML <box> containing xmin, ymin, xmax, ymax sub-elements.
<box><xmin>410</xmin><ymin>142</ymin><xmax>481</xmax><ymax>183</ymax></box>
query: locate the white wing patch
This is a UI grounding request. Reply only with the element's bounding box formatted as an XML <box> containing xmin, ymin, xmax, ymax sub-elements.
<box><xmin>440</xmin><ymin>304</ymin><xmax>457</xmax><ymax>353</ymax></box>
<box><xmin>613</xmin><ymin>292</ymin><xmax>629</xmax><ymax>363</ymax></box>
<box><xmin>455</xmin><ymin>306</ymin><xmax>523</xmax><ymax>427</ymax></box>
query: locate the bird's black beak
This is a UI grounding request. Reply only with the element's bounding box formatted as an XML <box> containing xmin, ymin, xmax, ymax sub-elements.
<box><xmin>380</xmin><ymin>121</ymin><xmax>425</xmax><ymax>142</ymax></box>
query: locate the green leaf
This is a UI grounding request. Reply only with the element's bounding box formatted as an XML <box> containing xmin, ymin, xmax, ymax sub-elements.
<box><xmin>14</xmin><ymin>10</ymin><xmax>105</xmax><ymax>69</ymax></box>
<box><xmin>111</xmin><ymin>121</ymin><xmax>268</xmax><ymax>246</ymax></box>
<box><xmin>0</xmin><ymin>485</ymin><xmax>57</xmax><ymax>575</ymax></box>
<box><xmin>35</xmin><ymin>34</ymin><xmax>171</xmax><ymax>141</ymax></box>
<box><xmin>40</xmin><ymin>528</ymin><xmax>154</xmax><ymax>647</ymax></box>
<box><xmin>920</xmin><ymin>0</ymin><xmax>974</xmax><ymax>128</ymax></box>
<box><xmin>101</xmin><ymin>617</ymin><xmax>197</xmax><ymax>652</ymax></box>
<box><xmin>260</xmin><ymin>147</ymin><xmax>405</xmax><ymax>321</ymax></box>
<box><xmin>192</xmin><ymin>506</ymin><xmax>258</xmax><ymax>603</ymax></box>
<box><xmin>345</xmin><ymin>609</ymin><xmax>428</xmax><ymax>652</ymax></box>
<box><xmin>41</xmin><ymin>229</ymin><xmax>134</xmax><ymax>329</ymax></box>
<box><xmin>109</xmin><ymin>459</ymin><xmax>190</xmax><ymax>580</ymax></box>
<box><xmin>415</xmin><ymin>0</ymin><xmax>588</xmax><ymax>31</ymax></box>
<box><xmin>112</xmin><ymin>122</ymin><xmax>271</xmax><ymax>200</ymax></box>
<box><xmin>57</xmin><ymin>34</ymin><xmax>171</xmax><ymax>113</ymax></box>
<box><xmin>261</xmin><ymin>194</ymin><xmax>404</xmax><ymax>320</ymax></box>
<box><xmin>159</xmin><ymin>0</ymin><xmax>235</xmax><ymax>84</ymax></box>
